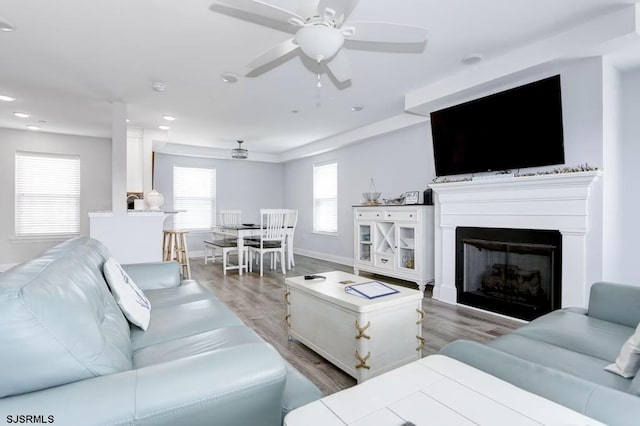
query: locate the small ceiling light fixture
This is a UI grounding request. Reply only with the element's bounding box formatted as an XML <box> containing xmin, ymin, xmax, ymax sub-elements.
<box><xmin>0</xmin><ymin>18</ymin><xmax>15</xmax><ymax>32</ymax></box>
<box><xmin>231</xmin><ymin>140</ymin><xmax>248</xmax><ymax>159</ymax></box>
<box><xmin>162</xmin><ymin>114</ymin><xmax>176</xmax><ymax>121</ymax></box>
<box><xmin>291</xmin><ymin>109</ymin><xmax>299</xmax><ymax>114</ymax></box>
<box><xmin>26</xmin><ymin>125</ymin><xmax>40</xmax><ymax>131</ymax></box>
<box><xmin>14</xmin><ymin>112</ymin><xmax>30</xmax><ymax>118</ymax></box>
<box><xmin>158</xmin><ymin>125</ymin><xmax>170</xmax><ymax>130</ymax></box>
<box><xmin>152</xmin><ymin>81</ymin><xmax>167</xmax><ymax>92</ymax></box>
<box><xmin>0</xmin><ymin>94</ymin><xmax>15</xmax><ymax>102</ymax></box>
<box><xmin>351</xmin><ymin>105</ymin><xmax>364</xmax><ymax>112</ymax></box>
<box><xmin>461</xmin><ymin>53</ymin><xmax>483</xmax><ymax>65</ymax></box>
<box><xmin>221</xmin><ymin>72</ymin><xmax>239</xmax><ymax>83</ymax></box>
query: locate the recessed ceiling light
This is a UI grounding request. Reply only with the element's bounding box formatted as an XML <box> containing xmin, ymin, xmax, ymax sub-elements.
<box><xmin>13</xmin><ymin>112</ymin><xmax>29</xmax><ymax>118</ymax></box>
<box><xmin>162</xmin><ymin>115</ymin><xmax>176</xmax><ymax>121</ymax></box>
<box><xmin>0</xmin><ymin>94</ymin><xmax>15</xmax><ymax>102</ymax></box>
<box><xmin>158</xmin><ymin>125</ymin><xmax>170</xmax><ymax>130</ymax></box>
<box><xmin>221</xmin><ymin>72</ymin><xmax>239</xmax><ymax>83</ymax></box>
<box><xmin>152</xmin><ymin>81</ymin><xmax>167</xmax><ymax>92</ymax></box>
<box><xmin>461</xmin><ymin>53</ymin><xmax>483</xmax><ymax>65</ymax></box>
<box><xmin>352</xmin><ymin>105</ymin><xmax>364</xmax><ymax>112</ymax></box>
<box><xmin>0</xmin><ymin>19</ymin><xmax>15</xmax><ymax>32</ymax></box>
<box><xmin>291</xmin><ymin>109</ymin><xmax>299</xmax><ymax>114</ymax></box>
<box><xmin>126</xmin><ymin>118</ymin><xmax>130</xmax><ymax>123</ymax></box>
<box><xmin>26</xmin><ymin>125</ymin><xmax>40</xmax><ymax>131</ymax></box>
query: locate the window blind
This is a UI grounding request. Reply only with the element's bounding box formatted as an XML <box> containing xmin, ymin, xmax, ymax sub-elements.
<box><xmin>15</xmin><ymin>152</ymin><xmax>81</xmax><ymax>237</ymax></box>
<box><xmin>173</xmin><ymin>166</ymin><xmax>216</xmax><ymax>230</ymax></box>
<box><xmin>313</xmin><ymin>162</ymin><xmax>338</xmax><ymax>233</ymax></box>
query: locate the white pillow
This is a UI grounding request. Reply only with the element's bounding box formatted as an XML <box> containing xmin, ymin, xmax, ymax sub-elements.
<box><xmin>103</xmin><ymin>257</ymin><xmax>151</xmax><ymax>331</ymax></box>
<box><xmin>604</xmin><ymin>322</ymin><xmax>640</xmax><ymax>378</ymax></box>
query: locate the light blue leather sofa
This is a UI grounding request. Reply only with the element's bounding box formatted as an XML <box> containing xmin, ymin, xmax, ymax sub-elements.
<box><xmin>0</xmin><ymin>237</ymin><xmax>321</xmax><ymax>425</ymax></box>
<box><xmin>441</xmin><ymin>281</ymin><xmax>640</xmax><ymax>426</ymax></box>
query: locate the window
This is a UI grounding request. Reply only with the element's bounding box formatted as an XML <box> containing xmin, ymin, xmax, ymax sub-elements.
<box><xmin>173</xmin><ymin>166</ymin><xmax>216</xmax><ymax>230</ymax></box>
<box><xmin>15</xmin><ymin>152</ymin><xmax>81</xmax><ymax>237</ymax></box>
<box><xmin>313</xmin><ymin>162</ymin><xmax>338</xmax><ymax>234</ymax></box>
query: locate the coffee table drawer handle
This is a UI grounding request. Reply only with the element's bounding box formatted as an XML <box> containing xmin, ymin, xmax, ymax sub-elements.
<box><xmin>355</xmin><ymin>320</ymin><xmax>371</xmax><ymax>340</ymax></box>
<box><xmin>355</xmin><ymin>351</ymin><xmax>371</xmax><ymax>370</ymax></box>
<box><xmin>416</xmin><ymin>308</ymin><xmax>425</xmax><ymax>324</ymax></box>
<box><xmin>416</xmin><ymin>336</ymin><xmax>426</xmax><ymax>351</ymax></box>
<box><xmin>285</xmin><ymin>291</ymin><xmax>291</xmax><ymax>305</ymax></box>
<box><xmin>285</xmin><ymin>314</ymin><xmax>291</xmax><ymax>327</ymax></box>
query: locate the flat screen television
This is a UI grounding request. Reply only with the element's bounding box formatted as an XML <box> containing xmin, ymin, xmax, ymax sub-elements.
<box><xmin>430</xmin><ymin>75</ymin><xmax>565</xmax><ymax>176</ymax></box>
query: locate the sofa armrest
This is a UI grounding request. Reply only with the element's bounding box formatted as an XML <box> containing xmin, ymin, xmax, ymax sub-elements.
<box><xmin>440</xmin><ymin>340</ymin><xmax>640</xmax><ymax>426</ymax></box>
<box><xmin>0</xmin><ymin>343</ymin><xmax>286</xmax><ymax>426</ymax></box>
<box><xmin>588</xmin><ymin>281</ymin><xmax>640</xmax><ymax>328</ymax></box>
<box><xmin>122</xmin><ymin>261</ymin><xmax>181</xmax><ymax>290</ymax></box>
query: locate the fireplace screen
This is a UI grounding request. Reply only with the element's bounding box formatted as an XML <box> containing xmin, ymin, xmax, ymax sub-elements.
<box><xmin>456</xmin><ymin>228</ymin><xmax>561</xmax><ymax>320</ymax></box>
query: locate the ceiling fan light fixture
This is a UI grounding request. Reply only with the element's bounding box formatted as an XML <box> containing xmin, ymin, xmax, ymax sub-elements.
<box><xmin>231</xmin><ymin>140</ymin><xmax>248</xmax><ymax>159</ymax></box>
<box><xmin>295</xmin><ymin>25</ymin><xmax>344</xmax><ymax>62</ymax></box>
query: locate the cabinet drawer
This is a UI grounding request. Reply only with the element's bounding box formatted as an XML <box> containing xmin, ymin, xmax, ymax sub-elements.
<box><xmin>384</xmin><ymin>211</ymin><xmax>417</xmax><ymax>221</ymax></box>
<box><xmin>375</xmin><ymin>253</ymin><xmax>394</xmax><ymax>269</ymax></box>
<box><xmin>355</xmin><ymin>210</ymin><xmax>383</xmax><ymax>220</ymax></box>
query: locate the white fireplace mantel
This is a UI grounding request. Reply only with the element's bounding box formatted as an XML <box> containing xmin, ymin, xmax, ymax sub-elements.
<box><xmin>429</xmin><ymin>170</ymin><xmax>603</xmax><ymax>310</ymax></box>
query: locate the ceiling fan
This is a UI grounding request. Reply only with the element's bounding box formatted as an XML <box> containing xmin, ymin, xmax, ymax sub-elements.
<box><xmin>211</xmin><ymin>0</ymin><xmax>428</xmax><ymax>86</ymax></box>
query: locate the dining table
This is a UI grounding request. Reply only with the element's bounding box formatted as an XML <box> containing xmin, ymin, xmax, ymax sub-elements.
<box><xmin>210</xmin><ymin>224</ymin><xmax>294</xmax><ymax>275</ymax></box>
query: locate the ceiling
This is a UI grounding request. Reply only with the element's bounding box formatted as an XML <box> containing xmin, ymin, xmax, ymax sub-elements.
<box><xmin>0</xmin><ymin>0</ymin><xmax>639</xmax><ymax>156</ymax></box>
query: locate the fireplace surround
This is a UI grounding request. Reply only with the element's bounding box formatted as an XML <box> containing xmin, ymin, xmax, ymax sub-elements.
<box><xmin>430</xmin><ymin>170</ymin><xmax>602</xmax><ymax>314</ymax></box>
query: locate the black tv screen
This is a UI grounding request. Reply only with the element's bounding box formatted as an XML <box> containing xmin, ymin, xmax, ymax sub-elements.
<box><xmin>430</xmin><ymin>75</ymin><xmax>565</xmax><ymax>176</ymax></box>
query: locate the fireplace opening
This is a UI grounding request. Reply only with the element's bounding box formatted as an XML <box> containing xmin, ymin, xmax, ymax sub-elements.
<box><xmin>456</xmin><ymin>227</ymin><xmax>562</xmax><ymax>321</ymax></box>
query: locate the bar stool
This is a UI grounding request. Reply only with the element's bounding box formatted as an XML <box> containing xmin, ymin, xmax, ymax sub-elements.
<box><xmin>162</xmin><ymin>230</ymin><xmax>191</xmax><ymax>279</ymax></box>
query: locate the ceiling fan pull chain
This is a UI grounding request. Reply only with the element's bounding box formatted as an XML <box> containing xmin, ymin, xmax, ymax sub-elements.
<box><xmin>316</xmin><ymin>60</ymin><xmax>322</xmax><ymax>88</ymax></box>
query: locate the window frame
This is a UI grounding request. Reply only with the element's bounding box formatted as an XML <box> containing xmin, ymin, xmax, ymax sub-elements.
<box><xmin>172</xmin><ymin>165</ymin><xmax>217</xmax><ymax>232</ymax></box>
<box><xmin>312</xmin><ymin>161</ymin><xmax>338</xmax><ymax>235</ymax></box>
<box><xmin>14</xmin><ymin>151</ymin><xmax>81</xmax><ymax>239</ymax></box>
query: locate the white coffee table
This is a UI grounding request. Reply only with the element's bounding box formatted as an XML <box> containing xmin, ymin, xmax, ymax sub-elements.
<box><xmin>285</xmin><ymin>271</ymin><xmax>424</xmax><ymax>383</ymax></box>
<box><xmin>284</xmin><ymin>355</ymin><xmax>605</xmax><ymax>426</ymax></box>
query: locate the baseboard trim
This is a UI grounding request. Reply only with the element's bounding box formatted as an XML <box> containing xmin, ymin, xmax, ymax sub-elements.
<box><xmin>293</xmin><ymin>248</ymin><xmax>353</xmax><ymax>267</ymax></box>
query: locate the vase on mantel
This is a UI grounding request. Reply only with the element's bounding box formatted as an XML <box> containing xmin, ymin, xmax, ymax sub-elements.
<box><xmin>145</xmin><ymin>190</ymin><xmax>164</xmax><ymax>211</ymax></box>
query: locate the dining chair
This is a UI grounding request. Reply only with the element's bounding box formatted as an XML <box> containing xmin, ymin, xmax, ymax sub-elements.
<box><xmin>285</xmin><ymin>209</ymin><xmax>298</xmax><ymax>270</ymax></box>
<box><xmin>203</xmin><ymin>210</ymin><xmax>246</xmax><ymax>275</ymax></box>
<box><xmin>247</xmin><ymin>209</ymin><xmax>287</xmax><ymax>277</ymax></box>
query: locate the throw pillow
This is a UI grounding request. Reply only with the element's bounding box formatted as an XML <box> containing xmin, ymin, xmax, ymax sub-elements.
<box><xmin>604</xmin><ymin>322</ymin><xmax>640</xmax><ymax>378</ymax></box>
<box><xmin>103</xmin><ymin>257</ymin><xmax>151</xmax><ymax>331</ymax></box>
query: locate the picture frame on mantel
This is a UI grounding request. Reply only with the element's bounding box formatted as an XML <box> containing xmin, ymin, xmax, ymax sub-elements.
<box><xmin>404</xmin><ymin>191</ymin><xmax>420</xmax><ymax>205</ymax></box>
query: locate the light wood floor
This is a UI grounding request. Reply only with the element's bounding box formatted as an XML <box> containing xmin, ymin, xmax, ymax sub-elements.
<box><xmin>191</xmin><ymin>254</ymin><xmax>523</xmax><ymax>395</ymax></box>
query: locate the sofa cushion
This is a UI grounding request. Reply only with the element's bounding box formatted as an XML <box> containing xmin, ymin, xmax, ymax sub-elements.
<box><xmin>130</xmin><ymin>298</ymin><xmax>244</xmax><ymax>350</ymax></box>
<box><xmin>513</xmin><ymin>309</ymin><xmax>634</xmax><ymax>362</ymax></box>
<box><xmin>0</xmin><ymin>237</ymin><xmax>132</xmax><ymax>398</ymax></box>
<box><xmin>133</xmin><ymin>326</ymin><xmax>264</xmax><ymax>368</ymax></box>
<box><xmin>104</xmin><ymin>257</ymin><xmax>151</xmax><ymax>330</ymax></box>
<box><xmin>488</xmin><ymin>334</ymin><xmax>631</xmax><ymax>392</ymax></box>
<box><xmin>605</xmin><ymin>322</ymin><xmax>640</xmax><ymax>378</ymax></box>
<box><xmin>144</xmin><ymin>280</ymin><xmax>216</xmax><ymax>308</ymax></box>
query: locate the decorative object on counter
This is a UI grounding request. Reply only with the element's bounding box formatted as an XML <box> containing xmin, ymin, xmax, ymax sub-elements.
<box><xmin>362</xmin><ymin>178</ymin><xmax>381</xmax><ymax>205</ymax></box>
<box><xmin>231</xmin><ymin>140</ymin><xmax>248</xmax><ymax>159</ymax></box>
<box><xmin>126</xmin><ymin>192</ymin><xmax>143</xmax><ymax>210</ymax></box>
<box><xmin>383</xmin><ymin>194</ymin><xmax>405</xmax><ymax>205</ymax></box>
<box><xmin>404</xmin><ymin>191</ymin><xmax>420</xmax><ymax>205</ymax></box>
<box><xmin>423</xmin><ymin>188</ymin><xmax>434</xmax><ymax>205</ymax></box>
<box><xmin>133</xmin><ymin>199</ymin><xmax>145</xmax><ymax>210</ymax></box>
<box><xmin>145</xmin><ymin>189</ymin><xmax>164</xmax><ymax>211</ymax></box>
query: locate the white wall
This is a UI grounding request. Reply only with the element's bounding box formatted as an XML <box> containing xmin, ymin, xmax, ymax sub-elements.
<box><xmin>153</xmin><ymin>153</ymin><xmax>284</xmax><ymax>254</ymax></box>
<box><xmin>282</xmin><ymin>58</ymin><xmax>608</xmax><ymax>266</ymax></box>
<box><xmin>282</xmin><ymin>123</ymin><xmax>435</xmax><ymax>265</ymax></box>
<box><xmin>0</xmin><ymin>128</ymin><xmax>111</xmax><ymax>264</ymax></box>
<box><xmin>606</xmin><ymin>67</ymin><xmax>640</xmax><ymax>284</ymax></box>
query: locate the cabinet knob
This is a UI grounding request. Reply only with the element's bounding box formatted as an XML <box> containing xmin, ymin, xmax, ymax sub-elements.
<box><xmin>376</xmin><ymin>214</ymin><xmax>379</xmax><ymax>217</ymax></box>
<box><xmin>410</xmin><ymin>214</ymin><xmax>413</xmax><ymax>218</ymax></box>
<box><xmin>358</xmin><ymin>214</ymin><xmax>362</xmax><ymax>217</ymax></box>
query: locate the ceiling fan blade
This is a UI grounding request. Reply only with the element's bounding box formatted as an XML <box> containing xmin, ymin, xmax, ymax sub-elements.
<box><xmin>246</xmin><ymin>38</ymin><xmax>299</xmax><ymax>70</ymax></box>
<box><xmin>214</xmin><ymin>0</ymin><xmax>304</xmax><ymax>25</ymax></box>
<box><xmin>326</xmin><ymin>49</ymin><xmax>351</xmax><ymax>82</ymax></box>
<box><xmin>319</xmin><ymin>0</ymin><xmax>359</xmax><ymax>23</ymax></box>
<box><xmin>343</xmin><ymin>21</ymin><xmax>427</xmax><ymax>43</ymax></box>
